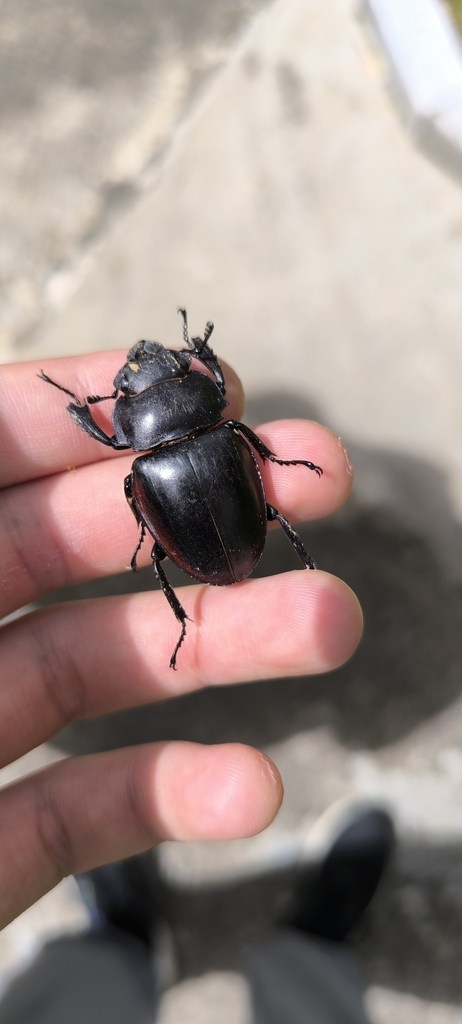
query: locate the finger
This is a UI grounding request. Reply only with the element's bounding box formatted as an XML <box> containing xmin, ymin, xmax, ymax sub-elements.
<box><xmin>248</xmin><ymin>418</ymin><xmax>352</xmax><ymax>522</ymax></box>
<box><xmin>0</xmin><ymin>571</ymin><xmax>362</xmax><ymax>764</ymax></box>
<box><xmin>0</xmin><ymin>741</ymin><xmax>283</xmax><ymax>928</ymax></box>
<box><xmin>0</xmin><ymin>354</ymin><xmax>245</xmax><ymax>488</ymax></box>
<box><xmin>0</xmin><ymin>421</ymin><xmax>351</xmax><ymax>616</ymax></box>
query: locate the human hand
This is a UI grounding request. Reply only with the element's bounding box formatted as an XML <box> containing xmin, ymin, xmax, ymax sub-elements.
<box><xmin>0</xmin><ymin>353</ymin><xmax>362</xmax><ymax>928</ymax></box>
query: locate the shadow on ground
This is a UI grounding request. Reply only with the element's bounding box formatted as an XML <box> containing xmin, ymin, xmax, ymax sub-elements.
<box><xmin>48</xmin><ymin>388</ymin><xmax>462</xmax><ymax>754</ymax></box>
<box><xmin>41</xmin><ymin>388</ymin><xmax>462</xmax><ymax>1006</ymax></box>
<box><xmin>144</xmin><ymin>842</ymin><xmax>462</xmax><ymax>1005</ymax></box>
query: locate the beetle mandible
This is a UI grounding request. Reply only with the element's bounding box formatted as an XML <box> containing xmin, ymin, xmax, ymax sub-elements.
<box><xmin>39</xmin><ymin>309</ymin><xmax>322</xmax><ymax>669</ymax></box>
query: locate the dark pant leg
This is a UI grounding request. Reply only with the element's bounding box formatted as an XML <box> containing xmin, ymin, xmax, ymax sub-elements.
<box><xmin>244</xmin><ymin>928</ymin><xmax>372</xmax><ymax>1024</ymax></box>
<box><xmin>0</xmin><ymin>931</ymin><xmax>157</xmax><ymax>1024</ymax></box>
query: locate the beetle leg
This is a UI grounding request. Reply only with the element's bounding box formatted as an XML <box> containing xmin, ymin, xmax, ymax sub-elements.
<box><xmin>67</xmin><ymin>403</ymin><xmax>129</xmax><ymax>449</ymax></box>
<box><xmin>151</xmin><ymin>542</ymin><xmax>190</xmax><ymax>670</ymax></box>
<box><xmin>124</xmin><ymin>473</ymin><xmax>147</xmax><ymax>571</ymax></box>
<box><xmin>130</xmin><ymin>522</ymin><xmax>146</xmax><ymax>571</ymax></box>
<box><xmin>124</xmin><ymin>478</ymin><xmax>189</xmax><ymax>665</ymax></box>
<box><xmin>39</xmin><ymin>371</ymin><xmax>129</xmax><ymax>450</ymax></box>
<box><xmin>224</xmin><ymin>421</ymin><xmax>323</xmax><ymax>477</ymax></box>
<box><xmin>266</xmin><ymin>503</ymin><xmax>317</xmax><ymax>570</ymax></box>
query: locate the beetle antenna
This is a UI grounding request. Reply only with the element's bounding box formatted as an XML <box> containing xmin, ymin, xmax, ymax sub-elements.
<box><xmin>38</xmin><ymin>370</ymin><xmax>82</xmax><ymax>406</ymax></box>
<box><xmin>178</xmin><ymin>307</ymin><xmax>193</xmax><ymax>349</ymax></box>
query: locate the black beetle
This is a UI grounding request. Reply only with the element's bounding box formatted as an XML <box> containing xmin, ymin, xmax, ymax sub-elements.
<box><xmin>39</xmin><ymin>310</ymin><xmax>322</xmax><ymax>669</ymax></box>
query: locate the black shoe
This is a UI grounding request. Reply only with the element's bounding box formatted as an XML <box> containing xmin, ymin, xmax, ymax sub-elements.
<box><xmin>75</xmin><ymin>853</ymin><xmax>159</xmax><ymax>948</ymax></box>
<box><xmin>286</xmin><ymin>801</ymin><xmax>395</xmax><ymax>943</ymax></box>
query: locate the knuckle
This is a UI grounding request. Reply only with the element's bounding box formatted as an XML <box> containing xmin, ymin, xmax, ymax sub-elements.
<box><xmin>29</xmin><ymin>609</ymin><xmax>88</xmax><ymax>727</ymax></box>
<box><xmin>35</xmin><ymin>771</ymin><xmax>75</xmax><ymax>881</ymax></box>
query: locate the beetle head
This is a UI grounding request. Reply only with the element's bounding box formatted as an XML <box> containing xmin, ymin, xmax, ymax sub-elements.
<box><xmin>113</xmin><ymin>340</ymin><xmax>191</xmax><ymax>395</ymax></box>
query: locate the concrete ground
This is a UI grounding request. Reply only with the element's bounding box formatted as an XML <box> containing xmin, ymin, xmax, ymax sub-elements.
<box><xmin>2</xmin><ymin>0</ymin><xmax>462</xmax><ymax>1021</ymax></box>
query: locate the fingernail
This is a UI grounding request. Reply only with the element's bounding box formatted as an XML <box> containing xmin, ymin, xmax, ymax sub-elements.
<box><xmin>337</xmin><ymin>436</ymin><xmax>353</xmax><ymax>477</ymax></box>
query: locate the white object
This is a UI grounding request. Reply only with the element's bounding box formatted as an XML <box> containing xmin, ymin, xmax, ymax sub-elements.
<box><xmin>363</xmin><ymin>0</ymin><xmax>462</xmax><ymax>170</ymax></box>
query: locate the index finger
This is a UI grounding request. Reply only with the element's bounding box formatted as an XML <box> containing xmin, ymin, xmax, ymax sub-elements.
<box><xmin>0</xmin><ymin>352</ymin><xmax>245</xmax><ymax>488</ymax></box>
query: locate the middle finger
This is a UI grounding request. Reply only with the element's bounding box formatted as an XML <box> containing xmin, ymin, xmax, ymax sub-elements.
<box><xmin>0</xmin><ymin>420</ymin><xmax>351</xmax><ymax>618</ymax></box>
